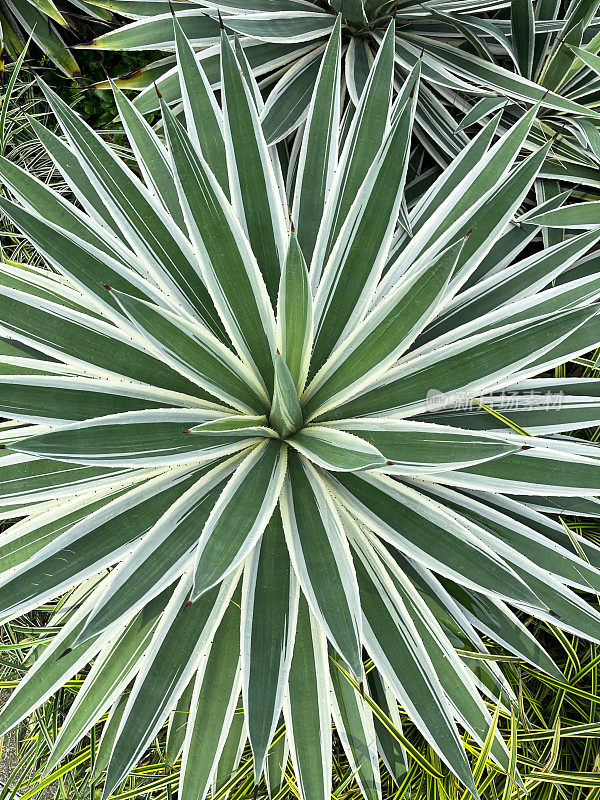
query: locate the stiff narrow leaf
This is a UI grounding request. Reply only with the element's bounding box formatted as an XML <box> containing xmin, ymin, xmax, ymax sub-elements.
<box><xmin>111</xmin><ymin>81</ymin><xmax>185</xmax><ymax>230</ymax></box>
<box><xmin>270</xmin><ymin>354</ymin><xmax>303</xmax><ymax>437</ymax></box>
<box><xmin>190</xmin><ymin>415</ymin><xmax>277</xmax><ymax>438</ymax></box>
<box><xmin>113</xmin><ymin>289</ymin><xmax>268</xmax><ymax>413</ymax></box>
<box><xmin>284</xmin><ymin>596</ymin><xmax>332</xmax><ymax>800</ymax></box>
<box><xmin>161</xmin><ymin>98</ymin><xmax>276</xmax><ymax>390</ymax></box>
<box><xmin>242</xmin><ymin>509</ymin><xmax>298</xmax><ymax>779</ymax></box>
<box><xmin>281</xmin><ymin>452</ymin><xmax>362</xmax><ymax>676</ymax></box>
<box><xmin>276</xmin><ymin>231</ymin><xmax>313</xmax><ymax>393</ymax></box>
<box><xmin>332</xmin><ymin>471</ymin><xmax>545</xmax><ymax>609</ymax></box>
<box><xmin>191</xmin><ymin>440</ymin><xmax>287</xmax><ymax>599</ymax></box>
<box><xmin>330</xmin><ymin>420</ymin><xmax>518</xmax><ymax>474</ymax></box>
<box><xmin>69</xmin><ymin>459</ymin><xmax>239</xmax><ymax>646</ymax></box>
<box><xmin>0</xmin><ymin>469</ymin><xmax>200</xmax><ymax>624</ymax></box>
<box><xmin>221</xmin><ymin>30</ymin><xmax>288</xmax><ymax>304</ymax></box>
<box><xmin>303</xmin><ymin>239</ymin><xmax>462</xmax><ymax>419</ymax></box>
<box><xmin>174</xmin><ymin>17</ymin><xmax>228</xmax><ymax>193</ymax></box>
<box><xmin>179</xmin><ymin>591</ymin><xmax>242</xmax><ymax>800</ymax></box>
<box><xmin>350</xmin><ymin>534</ymin><xmax>479</xmax><ymax>796</ymax></box>
<box><xmin>288</xmin><ymin>426</ymin><xmax>386</xmax><ymax>472</ymax></box>
<box><xmin>166</xmin><ymin>679</ymin><xmax>194</xmax><ymax>766</ymax></box>
<box><xmin>36</xmin><ymin>79</ymin><xmax>226</xmax><ymax>337</ymax></box>
<box><xmin>10</xmin><ymin>409</ymin><xmax>251</xmax><ymax>468</ymax></box>
<box><xmin>325</xmin><ymin>307</ymin><xmax>597</xmax><ymax>420</ymax></box>
<box><xmin>511</xmin><ymin>0</ymin><xmax>535</xmax><ymax>77</ymax></box>
<box><xmin>311</xmin><ymin>77</ymin><xmax>417</xmax><ymax>371</ymax></box>
<box><xmin>46</xmin><ymin>590</ymin><xmax>171</xmax><ymax>771</ymax></box>
<box><xmin>329</xmin><ymin>653</ymin><xmax>381</xmax><ymax>800</ymax></box>
<box><xmin>526</xmin><ymin>201</ymin><xmax>600</xmax><ymax>228</ymax></box>
<box><xmin>291</xmin><ymin>15</ymin><xmax>341</xmax><ymax>263</ymax></box>
<box><xmin>311</xmin><ymin>22</ymin><xmax>396</xmax><ymax>286</ymax></box>
<box><xmin>102</xmin><ymin>573</ymin><xmax>239</xmax><ymax>799</ymax></box>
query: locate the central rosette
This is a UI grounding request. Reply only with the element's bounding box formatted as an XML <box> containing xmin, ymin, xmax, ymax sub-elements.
<box><xmin>269</xmin><ymin>353</ymin><xmax>304</xmax><ymax>438</ymax></box>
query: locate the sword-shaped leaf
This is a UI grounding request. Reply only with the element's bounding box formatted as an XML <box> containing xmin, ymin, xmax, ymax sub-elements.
<box><xmin>111</xmin><ymin>82</ymin><xmax>186</xmax><ymax>230</ymax></box>
<box><xmin>310</xmin><ymin>23</ymin><xmax>398</xmax><ymax>285</ymax></box>
<box><xmin>70</xmin><ymin>458</ymin><xmax>241</xmax><ymax>646</ymax></box>
<box><xmin>288</xmin><ymin>427</ymin><xmax>386</xmax><ymax>472</ymax></box>
<box><xmin>261</xmin><ymin>46</ymin><xmax>326</xmax><ymax>144</ymax></box>
<box><xmin>331</xmin><ymin>471</ymin><xmax>545</xmax><ymax>609</ymax></box>
<box><xmin>191</xmin><ymin>440</ymin><xmax>287</xmax><ymax>599</ymax></box>
<box><xmin>270</xmin><ymin>355</ymin><xmax>303</xmax><ymax>437</ymax></box>
<box><xmin>357</xmin><ymin>527</ymin><xmax>511</xmax><ymax>772</ymax></box>
<box><xmin>190</xmin><ymin>415</ymin><xmax>277</xmax><ymax>438</ymax></box>
<box><xmin>0</xmin><ymin>593</ymin><xmax>107</xmax><ymax>735</ymax></box>
<box><xmin>311</xmin><ymin>79</ymin><xmax>417</xmax><ymax>371</ymax></box>
<box><xmin>45</xmin><ymin>589</ymin><xmax>171</xmax><ymax>772</ymax></box>
<box><xmin>276</xmin><ymin>232</ymin><xmax>313</xmax><ymax>393</ymax></box>
<box><xmin>113</xmin><ymin>289</ymin><xmax>268</xmax><ymax>414</ymax></box>
<box><xmin>10</xmin><ymin>409</ymin><xmax>252</xmax><ymax>467</ymax></box>
<box><xmin>0</xmin><ymin>157</ymin><xmax>152</xmax><ymax>284</ymax></box>
<box><xmin>526</xmin><ymin>201</ymin><xmax>600</xmax><ymax>228</ymax></box>
<box><xmin>329</xmin><ymin>419</ymin><xmax>518</xmax><ymax>474</ymax></box>
<box><xmin>222</xmin><ymin>11</ymin><xmax>334</xmax><ymax>43</ymax></box>
<box><xmin>179</xmin><ymin>591</ymin><xmax>242</xmax><ymax>800</ymax></box>
<box><xmin>36</xmin><ymin>79</ymin><xmax>226</xmax><ymax>338</ymax></box>
<box><xmin>291</xmin><ymin>15</ymin><xmax>341</xmax><ymax>264</ymax></box>
<box><xmin>161</xmin><ymin>99</ymin><xmax>277</xmax><ymax>390</ymax></box>
<box><xmin>0</xmin><ymin>284</ymin><xmax>203</xmax><ymax>398</ymax></box>
<box><xmin>303</xmin><ymin>239</ymin><xmax>462</xmax><ymax>419</ymax></box>
<box><xmin>0</xmin><ymin>451</ymin><xmax>130</xmax><ymax>507</ymax></box>
<box><xmin>281</xmin><ymin>453</ymin><xmax>362</xmax><ymax>675</ymax></box>
<box><xmin>324</xmin><ymin>307</ymin><xmax>597</xmax><ymax>420</ymax></box>
<box><xmin>0</xmin><ymin>375</ymin><xmax>191</xmax><ymax>425</ymax></box>
<box><xmin>175</xmin><ymin>18</ymin><xmax>228</xmax><ymax>193</ymax></box>
<box><xmin>166</xmin><ymin>679</ymin><xmax>194</xmax><ymax>766</ymax></box>
<box><xmin>221</xmin><ymin>29</ymin><xmax>288</xmax><ymax>303</ymax></box>
<box><xmin>350</xmin><ymin>529</ymin><xmax>479</xmax><ymax>796</ymax></box>
<box><xmin>102</xmin><ymin>572</ymin><xmax>239</xmax><ymax>800</ymax></box>
<box><xmin>241</xmin><ymin>508</ymin><xmax>298</xmax><ymax>779</ymax></box>
<box><xmin>284</xmin><ymin>596</ymin><xmax>332</xmax><ymax>800</ymax></box>
<box><xmin>329</xmin><ymin>651</ymin><xmax>381</xmax><ymax>800</ymax></box>
<box><xmin>0</xmin><ymin>468</ymin><xmax>199</xmax><ymax>623</ymax></box>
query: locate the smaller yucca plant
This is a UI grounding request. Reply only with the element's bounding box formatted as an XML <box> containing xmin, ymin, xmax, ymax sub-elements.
<box><xmin>84</xmin><ymin>0</ymin><xmax>600</xmax><ymax>183</ymax></box>
<box><xmin>1</xmin><ymin>17</ymin><xmax>600</xmax><ymax>800</ymax></box>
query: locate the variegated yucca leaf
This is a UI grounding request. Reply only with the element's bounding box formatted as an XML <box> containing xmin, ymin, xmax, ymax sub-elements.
<box><xmin>83</xmin><ymin>0</ymin><xmax>600</xmax><ymax>187</ymax></box>
<box><xmin>2</xmin><ymin>20</ymin><xmax>600</xmax><ymax>800</ymax></box>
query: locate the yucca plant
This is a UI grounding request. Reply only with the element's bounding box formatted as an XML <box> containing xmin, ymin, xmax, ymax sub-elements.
<box><xmin>2</xmin><ymin>17</ymin><xmax>600</xmax><ymax>800</ymax></box>
<box><xmin>83</xmin><ymin>0</ymin><xmax>600</xmax><ymax>185</ymax></box>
